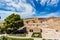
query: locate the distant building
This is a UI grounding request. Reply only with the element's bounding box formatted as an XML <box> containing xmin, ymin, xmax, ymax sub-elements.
<box><xmin>23</xmin><ymin>17</ymin><xmax>60</xmax><ymax>32</ymax></box>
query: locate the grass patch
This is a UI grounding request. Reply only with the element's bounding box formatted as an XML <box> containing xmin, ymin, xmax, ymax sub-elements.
<box><xmin>8</xmin><ymin>38</ymin><xmax>33</xmax><ymax>40</ymax></box>
<box><xmin>0</xmin><ymin>37</ymin><xmax>1</xmax><ymax>40</ymax></box>
<box><xmin>0</xmin><ymin>36</ymin><xmax>34</xmax><ymax>40</ymax></box>
<box><xmin>31</xmin><ymin>32</ymin><xmax>42</xmax><ymax>38</ymax></box>
<box><xmin>43</xmin><ymin>39</ymin><xmax>52</xmax><ymax>40</ymax></box>
<box><xmin>9</xmin><ymin>33</ymin><xmax>26</xmax><ymax>37</ymax></box>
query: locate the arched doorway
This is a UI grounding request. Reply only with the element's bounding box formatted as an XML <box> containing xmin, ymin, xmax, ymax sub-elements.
<box><xmin>29</xmin><ymin>29</ymin><xmax>33</xmax><ymax>32</ymax></box>
<box><xmin>40</xmin><ymin>29</ymin><xmax>42</xmax><ymax>32</ymax></box>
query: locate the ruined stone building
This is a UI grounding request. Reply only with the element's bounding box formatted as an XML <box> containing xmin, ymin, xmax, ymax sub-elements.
<box><xmin>23</xmin><ymin>17</ymin><xmax>60</xmax><ymax>32</ymax></box>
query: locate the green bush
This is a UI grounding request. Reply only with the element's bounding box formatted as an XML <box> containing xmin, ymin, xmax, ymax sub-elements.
<box><xmin>43</xmin><ymin>39</ymin><xmax>46</xmax><ymax>40</ymax></box>
<box><xmin>31</xmin><ymin>32</ymin><xmax>42</xmax><ymax>38</ymax></box>
<box><xmin>1</xmin><ymin>36</ymin><xmax>8</xmax><ymax>40</ymax></box>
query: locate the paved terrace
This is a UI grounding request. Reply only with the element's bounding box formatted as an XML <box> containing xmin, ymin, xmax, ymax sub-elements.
<box><xmin>42</xmin><ymin>28</ymin><xmax>60</xmax><ymax>39</ymax></box>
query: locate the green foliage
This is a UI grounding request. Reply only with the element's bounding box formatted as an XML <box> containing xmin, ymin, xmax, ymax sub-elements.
<box><xmin>1</xmin><ymin>36</ymin><xmax>7</xmax><ymax>40</ymax></box>
<box><xmin>0</xmin><ymin>26</ymin><xmax>1</xmax><ymax>32</ymax></box>
<box><xmin>31</xmin><ymin>32</ymin><xmax>42</xmax><ymax>38</ymax></box>
<box><xmin>2</xmin><ymin>13</ymin><xmax>24</xmax><ymax>33</ymax></box>
<box><xmin>43</xmin><ymin>39</ymin><xmax>46</xmax><ymax>40</ymax></box>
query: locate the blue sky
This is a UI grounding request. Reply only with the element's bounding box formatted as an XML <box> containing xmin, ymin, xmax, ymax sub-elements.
<box><xmin>0</xmin><ymin>0</ymin><xmax>60</xmax><ymax>20</ymax></box>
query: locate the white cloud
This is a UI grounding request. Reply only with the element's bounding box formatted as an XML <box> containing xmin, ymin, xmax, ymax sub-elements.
<box><xmin>44</xmin><ymin>13</ymin><xmax>57</xmax><ymax>17</ymax></box>
<box><xmin>0</xmin><ymin>6</ymin><xmax>35</xmax><ymax>20</ymax></box>
<box><xmin>47</xmin><ymin>12</ymin><xmax>60</xmax><ymax>17</ymax></box>
<box><xmin>40</xmin><ymin>0</ymin><xmax>59</xmax><ymax>6</ymax></box>
<box><xmin>0</xmin><ymin>0</ymin><xmax>35</xmax><ymax>12</ymax></box>
<box><xmin>37</xmin><ymin>12</ymin><xmax>60</xmax><ymax>18</ymax></box>
<box><xmin>48</xmin><ymin>0</ymin><xmax>59</xmax><ymax>6</ymax></box>
<box><xmin>0</xmin><ymin>10</ymin><xmax>14</xmax><ymax>20</ymax></box>
<box><xmin>40</xmin><ymin>0</ymin><xmax>48</xmax><ymax>6</ymax></box>
<box><xmin>0</xmin><ymin>0</ymin><xmax>35</xmax><ymax>20</ymax></box>
<box><xmin>5</xmin><ymin>0</ymin><xmax>12</xmax><ymax>2</ymax></box>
